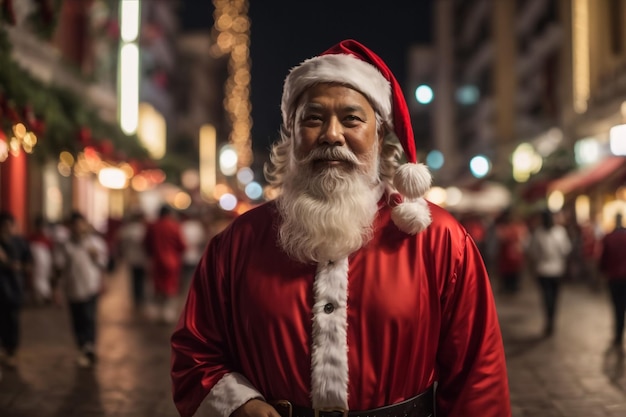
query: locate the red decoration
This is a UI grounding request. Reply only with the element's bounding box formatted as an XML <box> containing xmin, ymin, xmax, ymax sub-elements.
<box><xmin>128</xmin><ymin>159</ymin><xmax>141</xmax><ymax>175</ymax></box>
<box><xmin>98</xmin><ymin>139</ymin><xmax>114</xmax><ymax>157</ymax></box>
<box><xmin>78</xmin><ymin>127</ymin><xmax>92</xmax><ymax>146</ymax></box>
<box><xmin>30</xmin><ymin>119</ymin><xmax>46</xmax><ymax>136</ymax></box>
<box><xmin>6</xmin><ymin>102</ymin><xmax>20</xmax><ymax>123</ymax></box>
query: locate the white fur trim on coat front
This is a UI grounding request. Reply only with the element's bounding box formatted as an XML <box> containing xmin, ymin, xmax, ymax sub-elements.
<box><xmin>310</xmin><ymin>257</ymin><xmax>350</xmax><ymax>409</ymax></box>
<box><xmin>195</xmin><ymin>372</ymin><xmax>264</xmax><ymax>417</ymax></box>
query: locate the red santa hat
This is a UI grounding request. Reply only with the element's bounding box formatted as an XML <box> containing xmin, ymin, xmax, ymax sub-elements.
<box><xmin>281</xmin><ymin>39</ymin><xmax>432</xmax><ymax>234</ymax></box>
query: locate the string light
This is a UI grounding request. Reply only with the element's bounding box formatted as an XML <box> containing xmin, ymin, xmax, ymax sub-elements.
<box><xmin>211</xmin><ymin>0</ymin><xmax>253</xmax><ymax>167</ymax></box>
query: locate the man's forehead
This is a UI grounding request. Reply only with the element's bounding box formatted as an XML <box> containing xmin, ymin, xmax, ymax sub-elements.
<box><xmin>300</xmin><ymin>101</ymin><xmax>370</xmax><ymax>113</ymax></box>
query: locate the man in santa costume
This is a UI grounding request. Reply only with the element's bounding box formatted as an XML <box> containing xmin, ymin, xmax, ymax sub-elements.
<box><xmin>171</xmin><ymin>39</ymin><xmax>511</xmax><ymax>417</ymax></box>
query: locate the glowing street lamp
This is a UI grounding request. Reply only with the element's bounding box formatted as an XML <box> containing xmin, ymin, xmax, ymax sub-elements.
<box><xmin>415</xmin><ymin>84</ymin><xmax>434</xmax><ymax>105</ymax></box>
<box><xmin>469</xmin><ymin>155</ymin><xmax>491</xmax><ymax>178</ymax></box>
<box><xmin>219</xmin><ymin>145</ymin><xmax>238</xmax><ymax>177</ymax></box>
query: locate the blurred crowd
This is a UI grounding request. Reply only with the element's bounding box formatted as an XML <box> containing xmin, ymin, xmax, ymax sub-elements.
<box><xmin>459</xmin><ymin>206</ymin><xmax>626</xmax><ymax>345</ymax></box>
<box><xmin>1</xmin><ymin>202</ymin><xmax>625</xmax><ymax>375</ymax></box>
<box><xmin>459</xmin><ymin>207</ymin><xmax>607</xmax><ymax>294</ymax></box>
<box><xmin>0</xmin><ymin>205</ymin><xmax>235</xmax><ymax>371</ymax></box>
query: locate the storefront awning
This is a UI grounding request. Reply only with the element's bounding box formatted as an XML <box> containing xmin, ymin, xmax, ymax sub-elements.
<box><xmin>548</xmin><ymin>155</ymin><xmax>626</xmax><ymax>194</ymax></box>
<box><xmin>445</xmin><ymin>181</ymin><xmax>512</xmax><ymax>214</ymax></box>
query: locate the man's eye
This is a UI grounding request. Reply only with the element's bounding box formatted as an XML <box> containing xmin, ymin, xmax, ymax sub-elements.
<box><xmin>302</xmin><ymin>114</ymin><xmax>323</xmax><ymax>124</ymax></box>
<box><xmin>344</xmin><ymin>115</ymin><xmax>362</xmax><ymax>123</ymax></box>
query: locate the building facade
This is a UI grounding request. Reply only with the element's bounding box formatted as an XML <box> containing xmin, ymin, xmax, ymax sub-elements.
<box><xmin>422</xmin><ymin>0</ymin><xmax>626</xmax><ymax>226</ymax></box>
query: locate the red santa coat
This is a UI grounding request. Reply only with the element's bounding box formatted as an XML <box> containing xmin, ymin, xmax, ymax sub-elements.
<box><xmin>171</xmin><ymin>200</ymin><xmax>511</xmax><ymax>417</ymax></box>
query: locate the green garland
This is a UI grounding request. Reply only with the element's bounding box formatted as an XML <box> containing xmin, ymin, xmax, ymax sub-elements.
<box><xmin>0</xmin><ymin>24</ymin><xmax>149</xmax><ymax>164</ymax></box>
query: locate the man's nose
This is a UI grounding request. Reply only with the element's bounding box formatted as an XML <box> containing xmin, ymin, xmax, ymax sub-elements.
<box><xmin>320</xmin><ymin>117</ymin><xmax>344</xmax><ymax>145</ymax></box>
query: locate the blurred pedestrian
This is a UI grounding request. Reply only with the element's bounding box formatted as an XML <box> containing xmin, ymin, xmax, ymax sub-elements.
<box><xmin>53</xmin><ymin>211</ymin><xmax>108</xmax><ymax>367</ymax></box>
<box><xmin>27</xmin><ymin>215</ymin><xmax>54</xmax><ymax>305</ymax></box>
<box><xmin>599</xmin><ymin>212</ymin><xmax>626</xmax><ymax>352</ymax></box>
<box><xmin>180</xmin><ymin>210</ymin><xmax>206</xmax><ymax>297</ymax></box>
<box><xmin>104</xmin><ymin>216</ymin><xmax>122</xmax><ymax>273</ymax></box>
<box><xmin>580</xmin><ymin>219</ymin><xmax>602</xmax><ymax>291</ymax></box>
<box><xmin>118</xmin><ymin>210</ymin><xmax>148</xmax><ymax>309</ymax></box>
<box><xmin>144</xmin><ymin>205</ymin><xmax>186</xmax><ymax>324</ymax></box>
<box><xmin>171</xmin><ymin>39</ymin><xmax>510</xmax><ymax>417</ymax></box>
<box><xmin>494</xmin><ymin>208</ymin><xmax>529</xmax><ymax>294</ymax></box>
<box><xmin>0</xmin><ymin>211</ymin><xmax>32</xmax><ymax>369</ymax></box>
<box><xmin>527</xmin><ymin>209</ymin><xmax>572</xmax><ymax>336</ymax></box>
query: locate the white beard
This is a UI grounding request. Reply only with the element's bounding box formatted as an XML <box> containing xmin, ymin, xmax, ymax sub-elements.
<box><xmin>277</xmin><ymin>146</ymin><xmax>381</xmax><ymax>264</ymax></box>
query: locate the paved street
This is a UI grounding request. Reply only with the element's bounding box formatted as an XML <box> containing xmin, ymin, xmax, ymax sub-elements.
<box><xmin>0</xmin><ymin>265</ymin><xmax>179</xmax><ymax>417</ymax></box>
<box><xmin>1</xmin><ymin>266</ymin><xmax>625</xmax><ymax>416</ymax></box>
<box><xmin>498</xmin><ymin>277</ymin><xmax>626</xmax><ymax>417</ymax></box>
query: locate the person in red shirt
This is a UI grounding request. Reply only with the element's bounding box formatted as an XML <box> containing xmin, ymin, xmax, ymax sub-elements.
<box><xmin>144</xmin><ymin>205</ymin><xmax>186</xmax><ymax>324</ymax></box>
<box><xmin>494</xmin><ymin>208</ymin><xmax>529</xmax><ymax>294</ymax></box>
<box><xmin>599</xmin><ymin>213</ymin><xmax>626</xmax><ymax>350</ymax></box>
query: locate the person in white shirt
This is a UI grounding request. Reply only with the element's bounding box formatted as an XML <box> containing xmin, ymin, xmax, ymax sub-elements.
<box><xmin>27</xmin><ymin>216</ymin><xmax>54</xmax><ymax>305</ymax></box>
<box><xmin>53</xmin><ymin>211</ymin><xmax>108</xmax><ymax>367</ymax></box>
<box><xmin>180</xmin><ymin>211</ymin><xmax>207</xmax><ymax>296</ymax></box>
<box><xmin>527</xmin><ymin>209</ymin><xmax>572</xmax><ymax>336</ymax></box>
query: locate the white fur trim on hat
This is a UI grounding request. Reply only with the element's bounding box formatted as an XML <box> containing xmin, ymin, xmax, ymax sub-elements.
<box><xmin>281</xmin><ymin>54</ymin><xmax>392</xmax><ymax>126</ymax></box>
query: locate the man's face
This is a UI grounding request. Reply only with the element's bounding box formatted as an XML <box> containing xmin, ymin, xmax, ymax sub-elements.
<box><xmin>293</xmin><ymin>83</ymin><xmax>382</xmax><ymax>172</ymax></box>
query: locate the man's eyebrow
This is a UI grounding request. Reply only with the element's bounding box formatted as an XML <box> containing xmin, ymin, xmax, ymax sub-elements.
<box><xmin>301</xmin><ymin>103</ymin><xmax>323</xmax><ymax>111</ymax></box>
<box><xmin>301</xmin><ymin>103</ymin><xmax>367</xmax><ymax>111</ymax></box>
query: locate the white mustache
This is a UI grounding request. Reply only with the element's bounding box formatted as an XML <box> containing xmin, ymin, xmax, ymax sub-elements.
<box><xmin>301</xmin><ymin>147</ymin><xmax>361</xmax><ymax>166</ymax></box>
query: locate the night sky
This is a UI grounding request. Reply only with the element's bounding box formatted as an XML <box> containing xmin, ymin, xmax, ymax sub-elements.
<box><xmin>179</xmin><ymin>0</ymin><xmax>434</xmax><ymax>153</ymax></box>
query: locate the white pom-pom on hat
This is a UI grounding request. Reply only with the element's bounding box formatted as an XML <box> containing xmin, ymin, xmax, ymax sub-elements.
<box><xmin>393</xmin><ymin>163</ymin><xmax>432</xmax><ymax>199</ymax></box>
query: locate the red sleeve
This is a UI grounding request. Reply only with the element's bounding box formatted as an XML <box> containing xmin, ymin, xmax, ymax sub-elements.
<box><xmin>436</xmin><ymin>234</ymin><xmax>511</xmax><ymax>417</ymax></box>
<box><xmin>170</xmin><ymin>233</ymin><xmax>233</xmax><ymax>417</ymax></box>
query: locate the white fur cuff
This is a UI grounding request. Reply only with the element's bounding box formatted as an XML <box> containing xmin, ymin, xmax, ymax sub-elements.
<box><xmin>194</xmin><ymin>372</ymin><xmax>264</xmax><ymax>417</ymax></box>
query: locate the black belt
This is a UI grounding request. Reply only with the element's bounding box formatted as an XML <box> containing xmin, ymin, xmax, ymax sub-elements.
<box><xmin>272</xmin><ymin>386</ymin><xmax>434</xmax><ymax>417</ymax></box>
